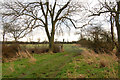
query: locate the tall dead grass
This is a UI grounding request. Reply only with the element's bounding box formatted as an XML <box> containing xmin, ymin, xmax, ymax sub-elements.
<box><xmin>81</xmin><ymin>49</ymin><xmax>118</xmax><ymax>78</ymax></box>
<box><xmin>3</xmin><ymin>49</ymin><xmax>37</xmax><ymax>63</ymax></box>
<box><xmin>17</xmin><ymin>49</ymin><xmax>37</xmax><ymax>64</ymax></box>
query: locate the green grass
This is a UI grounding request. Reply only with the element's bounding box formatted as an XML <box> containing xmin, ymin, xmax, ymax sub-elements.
<box><xmin>2</xmin><ymin>44</ymin><xmax>118</xmax><ymax>78</ymax></box>
<box><xmin>56</xmin><ymin>55</ymin><xmax>118</xmax><ymax>78</ymax></box>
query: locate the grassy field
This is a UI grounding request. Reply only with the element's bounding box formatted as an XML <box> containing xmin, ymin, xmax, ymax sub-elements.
<box><xmin>2</xmin><ymin>44</ymin><xmax>119</xmax><ymax>78</ymax></box>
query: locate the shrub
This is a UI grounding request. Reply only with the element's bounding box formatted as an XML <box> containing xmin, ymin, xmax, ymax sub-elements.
<box><xmin>53</xmin><ymin>44</ymin><xmax>64</xmax><ymax>53</ymax></box>
<box><xmin>26</xmin><ymin>44</ymin><xmax>49</xmax><ymax>54</ymax></box>
<box><xmin>27</xmin><ymin>44</ymin><xmax>64</xmax><ymax>54</ymax></box>
<box><xmin>2</xmin><ymin>43</ymin><xmax>64</xmax><ymax>60</ymax></box>
<box><xmin>28</xmin><ymin>46</ymin><xmax>49</xmax><ymax>54</ymax></box>
<box><xmin>78</xmin><ymin>26</ymin><xmax>115</xmax><ymax>54</ymax></box>
<box><xmin>91</xmin><ymin>41</ymin><xmax>114</xmax><ymax>53</ymax></box>
<box><xmin>78</xmin><ymin>39</ymin><xmax>92</xmax><ymax>48</ymax></box>
<box><xmin>78</xmin><ymin>39</ymin><xmax>114</xmax><ymax>53</ymax></box>
<box><xmin>2</xmin><ymin>43</ymin><xmax>20</xmax><ymax>58</ymax></box>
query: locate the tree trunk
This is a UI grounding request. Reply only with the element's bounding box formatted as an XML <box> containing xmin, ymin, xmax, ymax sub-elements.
<box><xmin>116</xmin><ymin>2</ymin><xmax>120</xmax><ymax>57</ymax></box>
<box><xmin>110</xmin><ymin>12</ymin><xmax>115</xmax><ymax>43</ymax></box>
<box><xmin>117</xmin><ymin>26</ymin><xmax>120</xmax><ymax>54</ymax></box>
<box><xmin>49</xmin><ymin>22</ymin><xmax>55</xmax><ymax>53</ymax></box>
<box><xmin>3</xmin><ymin>32</ymin><xmax>5</xmax><ymax>43</ymax></box>
<box><xmin>116</xmin><ymin>21</ymin><xmax>120</xmax><ymax>56</ymax></box>
<box><xmin>15</xmin><ymin>38</ymin><xmax>18</xmax><ymax>42</ymax></box>
<box><xmin>49</xmin><ymin>36</ymin><xmax>54</xmax><ymax>53</ymax></box>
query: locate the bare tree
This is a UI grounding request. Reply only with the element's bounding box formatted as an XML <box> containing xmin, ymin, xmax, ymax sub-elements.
<box><xmin>2</xmin><ymin>22</ymin><xmax>9</xmax><ymax>42</ymax></box>
<box><xmin>86</xmin><ymin>0</ymin><xmax>120</xmax><ymax>56</ymax></box>
<box><xmin>1</xmin><ymin>0</ymin><xmax>80</xmax><ymax>53</ymax></box>
<box><xmin>8</xmin><ymin>23</ymin><xmax>32</xmax><ymax>42</ymax></box>
<box><xmin>1</xmin><ymin>17</ymin><xmax>33</xmax><ymax>42</ymax></box>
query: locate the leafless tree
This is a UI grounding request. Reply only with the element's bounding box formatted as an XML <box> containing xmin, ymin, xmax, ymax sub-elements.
<box><xmin>1</xmin><ymin>17</ymin><xmax>33</xmax><ymax>42</ymax></box>
<box><xmin>1</xmin><ymin>0</ymin><xmax>80</xmax><ymax>53</ymax></box>
<box><xmin>2</xmin><ymin>22</ymin><xmax>9</xmax><ymax>42</ymax></box>
<box><xmin>87</xmin><ymin>26</ymin><xmax>106</xmax><ymax>42</ymax></box>
<box><xmin>86</xmin><ymin>0</ymin><xmax>120</xmax><ymax>56</ymax></box>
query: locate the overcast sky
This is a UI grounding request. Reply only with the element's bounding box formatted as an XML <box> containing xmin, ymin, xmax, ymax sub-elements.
<box><xmin>0</xmin><ymin>0</ymin><xmax>114</xmax><ymax>42</ymax></box>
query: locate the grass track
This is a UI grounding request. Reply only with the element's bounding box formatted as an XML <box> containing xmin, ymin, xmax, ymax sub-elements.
<box><xmin>2</xmin><ymin>44</ymin><xmax>82</xmax><ymax>78</ymax></box>
<box><xmin>2</xmin><ymin>44</ymin><xmax>118</xmax><ymax>78</ymax></box>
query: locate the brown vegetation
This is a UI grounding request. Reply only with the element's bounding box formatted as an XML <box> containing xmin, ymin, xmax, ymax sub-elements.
<box><xmin>80</xmin><ymin>49</ymin><xmax>118</xmax><ymax>78</ymax></box>
<box><xmin>2</xmin><ymin>43</ymin><xmax>64</xmax><ymax>62</ymax></box>
<box><xmin>28</xmin><ymin>46</ymin><xmax>49</xmax><ymax>54</ymax></box>
<box><xmin>2</xmin><ymin>44</ymin><xmax>20</xmax><ymax>58</ymax></box>
<box><xmin>27</xmin><ymin>44</ymin><xmax>64</xmax><ymax>54</ymax></box>
<box><xmin>81</xmin><ymin>49</ymin><xmax>118</xmax><ymax>67</ymax></box>
<box><xmin>78</xmin><ymin>27</ymin><xmax>115</xmax><ymax>54</ymax></box>
<box><xmin>53</xmin><ymin>44</ymin><xmax>64</xmax><ymax>53</ymax></box>
<box><xmin>78</xmin><ymin>39</ymin><xmax>114</xmax><ymax>54</ymax></box>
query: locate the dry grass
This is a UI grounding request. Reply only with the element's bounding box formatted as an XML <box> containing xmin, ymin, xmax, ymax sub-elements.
<box><xmin>17</xmin><ymin>50</ymin><xmax>37</xmax><ymax>64</ymax></box>
<box><xmin>2</xmin><ymin>44</ymin><xmax>20</xmax><ymax>58</ymax></box>
<box><xmin>3</xmin><ymin>49</ymin><xmax>37</xmax><ymax>63</ymax></box>
<box><xmin>28</xmin><ymin>57</ymin><xmax>37</xmax><ymax>64</ymax></box>
<box><xmin>81</xmin><ymin>49</ymin><xmax>118</xmax><ymax>78</ymax></box>
<box><xmin>8</xmin><ymin>63</ymin><xmax>15</xmax><ymax>73</ymax></box>
<box><xmin>82</xmin><ymin>49</ymin><xmax>118</xmax><ymax>64</ymax></box>
<box><xmin>16</xmin><ymin>49</ymin><xmax>32</xmax><ymax>58</ymax></box>
<box><xmin>66</xmin><ymin>58</ymin><xmax>86</xmax><ymax>78</ymax></box>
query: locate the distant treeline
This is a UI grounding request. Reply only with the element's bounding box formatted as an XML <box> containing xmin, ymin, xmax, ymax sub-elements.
<box><xmin>1</xmin><ymin>41</ymin><xmax>78</xmax><ymax>44</ymax></box>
